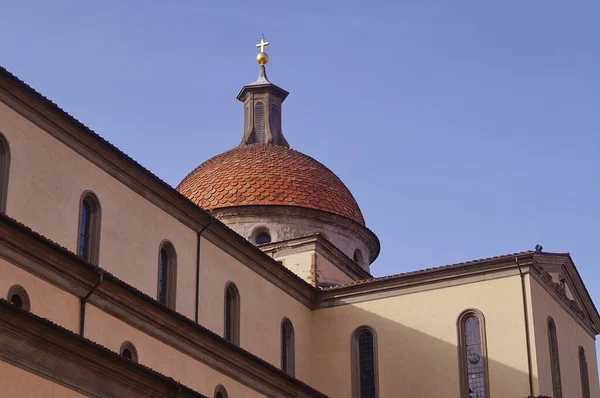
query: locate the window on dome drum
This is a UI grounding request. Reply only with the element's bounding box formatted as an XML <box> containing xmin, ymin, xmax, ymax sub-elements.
<box><xmin>353</xmin><ymin>249</ymin><xmax>364</xmax><ymax>266</ymax></box>
<box><xmin>120</xmin><ymin>341</ymin><xmax>138</xmax><ymax>363</ymax></box>
<box><xmin>548</xmin><ymin>317</ymin><xmax>562</xmax><ymax>398</ymax></box>
<box><xmin>255</xmin><ymin>230</ymin><xmax>271</xmax><ymax>245</ymax></box>
<box><xmin>458</xmin><ymin>310</ymin><xmax>489</xmax><ymax>398</ymax></box>
<box><xmin>0</xmin><ymin>132</ymin><xmax>10</xmax><ymax>213</ymax></box>
<box><xmin>579</xmin><ymin>346</ymin><xmax>591</xmax><ymax>398</ymax></box>
<box><xmin>255</xmin><ymin>101</ymin><xmax>264</xmax><ymax>143</ymax></box>
<box><xmin>214</xmin><ymin>385</ymin><xmax>228</xmax><ymax>398</ymax></box>
<box><xmin>7</xmin><ymin>285</ymin><xmax>30</xmax><ymax>311</ymax></box>
<box><xmin>77</xmin><ymin>192</ymin><xmax>101</xmax><ymax>265</ymax></box>
<box><xmin>351</xmin><ymin>326</ymin><xmax>378</xmax><ymax>398</ymax></box>
<box><xmin>157</xmin><ymin>241</ymin><xmax>177</xmax><ymax>309</ymax></box>
<box><xmin>281</xmin><ymin>318</ymin><xmax>295</xmax><ymax>376</ymax></box>
<box><xmin>224</xmin><ymin>282</ymin><xmax>240</xmax><ymax>345</ymax></box>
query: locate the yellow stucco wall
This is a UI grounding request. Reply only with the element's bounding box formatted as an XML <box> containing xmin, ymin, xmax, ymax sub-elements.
<box><xmin>0</xmin><ymin>102</ymin><xmax>198</xmax><ymax>319</ymax></box>
<box><xmin>0</xmin><ymin>361</ymin><xmax>87</xmax><ymax>397</ymax></box>
<box><xmin>528</xmin><ymin>275</ymin><xmax>600</xmax><ymax>397</ymax></box>
<box><xmin>198</xmin><ymin>237</ymin><xmax>314</xmax><ymax>382</ymax></box>
<box><xmin>0</xmin><ymin>257</ymin><xmax>80</xmax><ymax>332</ymax></box>
<box><xmin>312</xmin><ymin>274</ymin><xmax>532</xmax><ymax>398</ymax></box>
<box><xmin>85</xmin><ymin>305</ymin><xmax>265</xmax><ymax>398</ymax></box>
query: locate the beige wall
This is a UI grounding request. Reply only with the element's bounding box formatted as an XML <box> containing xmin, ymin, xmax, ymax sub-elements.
<box><xmin>529</xmin><ymin>275</ymin><xmax>600</xmax><ymax>397</ymax></box>
<box><xmin>198</xmin><ymin>238</ymin><xmax>314</xmax><ymax>382</ymax></box>
<box><xmin>0</xmin><ymin>360</ymin><xmax>86</xmax><ymax>397</ymax></box>
<box><xmin>312</xmin><ymin>274</ymin><xmax>533</xmax><ymax>398</ymax></box>
<box><xmin>272</xmin><ymin>250</ymin><xmax>314</xmax><ymax>284</ymax></box>
<box><xmin>0</xmin><ymin>257</ymin><xmax>80</xmax><ymax>332</ymax></box>
<box><xmin>316</xmin><ymin>252</ymin><xmax>355</xmax><ymax>286</ymax></box>
<box><xmin>85</xmin><ymin>305</ymin><xmax>265</xmax><ymax>398</ymax></box>
<box><xmin>0</xmin><ymin>102</ymin><xmax>198</xmax><ymax>319</ymax></box>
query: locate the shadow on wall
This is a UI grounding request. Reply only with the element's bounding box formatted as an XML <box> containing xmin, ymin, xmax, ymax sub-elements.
<box><xmin>311</xmin><ymin>304</ymin><xmax>543</xmax><ymax>398</ymax></box>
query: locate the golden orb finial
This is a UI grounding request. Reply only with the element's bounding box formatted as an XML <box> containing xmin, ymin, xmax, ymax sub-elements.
<box><xmin>256</xmin><ymin>37</ymin><xmax>270</xmax><ymax>65</ymax></box>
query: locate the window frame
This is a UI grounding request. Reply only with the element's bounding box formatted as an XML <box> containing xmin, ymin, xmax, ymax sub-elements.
<box><xmin>224</xmin><ymin>282</ymin><xmax>240</xmax><ymax>346</ymax></box>
<box><xmin>457</xmin><ymin>309</ymin><xmax>489</xmax><ymax>398</ymax></box>
<box><xmin>350</xmin><ymin>325</ymin><xmax>379</xmax><ymax>398</ymax></box>
<box><xmin>156</xmin><ymin>240</ymin><xmax>177</xmax><ymax>309</ymax></box>
<box><xmin>547</xmin><ymin>316</ymin><xmax>562</xmax><ymax>398</ymax></box>
<box><xmin>7</xmin><ymin>284</ymin><xmax>30</xmax><ymax>311</ymax></box>
<box><xmin>214</xmin><ymin>384</ymin><xmax>228</xmax><ymax>398</ymax></box>
<box><xmin>119</xmin><ymin>340</ymin><xmax>139</xmax><ymax>363</ymax></box>
<box><xmin>77</xmin><ymin>191</ymin><xmax>101</xmax><ymax>266</ymax></box>
<box><xmin>281</xmin><ymin>317</ymin><xmax>295</xmax><ymax>376</ymax></box>
<box><xmin>0</xmin><ymin>132</ymin><xmax>10</xmax><ymax>213</ymax></box>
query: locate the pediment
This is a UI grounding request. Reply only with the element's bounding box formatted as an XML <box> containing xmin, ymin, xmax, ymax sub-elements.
<box><xmin>534</xmin><ymin>252</ymin><xmax>600</xmax><ymax>334</ymax></box>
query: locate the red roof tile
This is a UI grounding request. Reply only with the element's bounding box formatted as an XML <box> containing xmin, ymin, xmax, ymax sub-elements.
<box><xmin>177</xmin><ymin>144</ymin><xmax>365</xmax><ymax>225</ymax></box>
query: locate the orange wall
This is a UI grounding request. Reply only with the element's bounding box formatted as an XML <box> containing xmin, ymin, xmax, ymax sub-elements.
<box><xmin>0</xmin><ymin>361</ymin><xmax>86</xmax><ymax>397</ymax></box>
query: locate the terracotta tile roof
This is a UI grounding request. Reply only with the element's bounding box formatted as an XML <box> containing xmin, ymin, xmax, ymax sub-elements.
<box><xmin>321</xmin><ymin>250</ymin><xmax>539</xmax><ymax>290</ymax></box>
<box><xmin>176</xmin><ymin>144</ymin><xmax>366</xmax><ymax>225</ymax></box>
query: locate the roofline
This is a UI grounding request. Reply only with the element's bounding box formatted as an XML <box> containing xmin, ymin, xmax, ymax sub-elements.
<box><xmin>0</xmin><ymin>213</ymin><xmax>328</xmax><ymax>397</ymax></box>
<box><xmin>0</xmin><ymin>299</ymin><xmax>208</xmax><ymax>398</ymax></box>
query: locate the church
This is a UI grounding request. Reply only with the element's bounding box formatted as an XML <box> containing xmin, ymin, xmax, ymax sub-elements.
<box><xmin>0</xmin><ymin>38</ymin><xmax>598</xmax><ymax>398</ymax></box>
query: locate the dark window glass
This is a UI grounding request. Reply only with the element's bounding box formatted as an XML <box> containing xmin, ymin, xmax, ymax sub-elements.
<box><xmin>122</xmin><ymin>348</ymin><xmax>132</xmax><ymax>360</ymax></box>
<box><xmin>225</xmin><ymin>287</ymin><xmax>233</xmax><ymax>342</ymax></box>
<box><xmin>78</xmin><ymin>200</ymin><xmax>91</xmax><ymax>259</ymax></box>
<box><xmin>358</xmin><ymin>330</ymin><xmax>376</xmax><ymax>398</ymax></box>
<box><xmin>281</xmin><ymin>319</ymin><xmax>294</xmax><ymax>375</ymax></box>
<box><xmin>464</xmin><ymin>316</ymin><xmax>485</xmax><ymax>397</ymax></box>
<box><xmin>580</xmin><ymin>346</ymin><xmax>591</xmax><ymax>398</ymax></box>
<box><xmin>10</xmin><ymin>294</ymin><xmax>22</xmax><ymax>308</ymax></box>
<box><xmin>548</xmin><ymin>318</ymin><xmax>562</xmax><ymax>398</ymax></box>
<box><xmin>158</xmin><ymin>249</ymin><xmax>168</xmax><ymax>305</ymax></box>
<box><xmin>255</xmin><ymin>102</ymin><xmax>264</xmax><ymax>143</ymax></box>
<box><xmin>270</xmin><ymin>103</ymin><xmax>280</xmax><ymax>141</ymax></box>
<box><xmin>216</xmin><ymin>393</ymin><xmax>223</xmax><ymax>398</ymax></box>
<box><xmin>256</xmin><ymin>231</ymin><xmax>271</xmax><ymax>245</ymax></box>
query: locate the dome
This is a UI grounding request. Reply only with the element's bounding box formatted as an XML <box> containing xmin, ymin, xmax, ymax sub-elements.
<box><xmin>177</xmin><ymin>144</ymin><xmax>365</xmax><ymax>225</ymax></box>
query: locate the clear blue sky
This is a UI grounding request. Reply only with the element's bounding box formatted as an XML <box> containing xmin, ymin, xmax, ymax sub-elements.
<box><xmin>2</xmin><ymin>0</ymin><xmax>599</xmax><ymax>367</ymax></box>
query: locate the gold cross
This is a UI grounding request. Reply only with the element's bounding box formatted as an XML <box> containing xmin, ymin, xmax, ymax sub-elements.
<box><xmin>256</xmin><ymin>37</ymin><xmax>269</xmax><ymax>53</ymax></box>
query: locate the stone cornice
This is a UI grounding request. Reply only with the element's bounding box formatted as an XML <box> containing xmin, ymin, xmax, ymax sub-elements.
<box><xmin>0</xmin><ymin>215</ymin><xmax>327</xmax><ymax>398</ymax></box>
<box><xmin>0</xmin><ymin>299</ymin><xmax>207</xmax><ymax>398</ymax></box>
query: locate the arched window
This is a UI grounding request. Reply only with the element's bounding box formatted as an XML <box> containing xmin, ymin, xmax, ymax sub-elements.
<box><xmin>579</xmin><ymin>346</ymin><xmax>591</xmax><ymax>398</ymax></box>
<box><xmin>270</xmin><ymin>103</ymin><xmax>281</xmax><ymax>141</ymax></box>
<box><xmin>0</xmin><ymin>132</ymin><xmax>10</xmax><ymax>213</ymax></box>
<box><xmin>224</xmin><ymin>282</ymin><xmax>240</xmax><ymax>345</ymax></box>
<box><xmin>281</xmin><ymin>318</ymin><xmax>295</xmax><ymax>376</ymax></box>
<box><xmin>353</xmin><ymin>249</ymin><xmax>364</xmax><ymax>266</ymax></box>
<box><xmin>458</xmin><ymin>309</ymin><xmax>489</xmax><ymax>398</ymax></box>
<box><xmin>157</xmin><ymin>241</ymin><xmax>177</xmax><ymax>309</ymax></box>
<box><xmin>77</xmin><ymin>191</ymin><xmax>101</xmax><ymax>265</ymax></box>
<box><xmin>548</xmin><ymin>317</ymin><xmax>562</xmax><ymax>398</ymax></box>
<box><xmin>255</xmin><ymin>228</ymin><xmax>271</xmax><ymax>245</ymax></box>
<box><xmin>7</xmin><ymin>285</ymin><xmax>30</xmax><ymax>311</ymax></box>
<box><xmin>254</xmin><ymin>101</ymin><xmax>264</xmax><ymax>143</ymax></box>
<box><xmin>351</xmin><ymin>326</ymin><xmax>378</xmax><ymax>398</ymax></box>
<box><xmin>120</xmin><ymin>341</ymin><xmax>138</xmax><ymax>363</ymax></box>
<box><xmin>214</xmin><ymin>385</ymin><xmax>228</xmax><ymax>398</ymax></box>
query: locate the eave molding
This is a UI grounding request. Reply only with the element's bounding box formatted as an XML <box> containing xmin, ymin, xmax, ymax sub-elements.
<box><xmin>0</xmin><ymin>216</ymin><xmax>327</xmax><ymax>398</ymax></box>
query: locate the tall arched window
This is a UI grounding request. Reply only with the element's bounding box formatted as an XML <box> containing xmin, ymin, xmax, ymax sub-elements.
<box><xmin>224</xmin><ymin>282</ymin><xmax>240</xmax><ymax>345</ymax></box>
<box><xmin>579</xmin><ymin>346</ymin><xmax>591</xmax><ymax>398</ymax></box>
<box><xmin>214</xmin><ymin>385</ymin><xmax>228</xmax><ymax>398</ymax></box>
<box><xmin>458</xmin><ymin>309</ymin><xmax>489</xmax><ymax>398</ymax></box>
<box><xmin>0</xmin><ymin>132</ymin><xmax>10</xmax><ymax>213</ymax></box>
<box><xmin>281</xmin><ymin>318</ymin><xmax>295</xmax><ymax>376</ymax></box>
<box><xmin>157</xmin><ymin>241</ymin><xmax>177</xmax><ymax>309</ymax></box>
<box><xmin>254</xmin><ymin>102</ymin><xmax>264</xmax><ymax>143</ymax></box>
<box><xmin>7</xmin><ymin>285</ymin><xmax>30</xmax><ymax>311</ymax></box>
<box><xmin>270</xmin><ymin>103</ymin><xmax>280</xmax><ymax>141</ymax></box>
<box><xmin>77</xmin><ymin>191</ymin><xmax>101</xmax><ymax>265</ymax></box>
<box><xmin>351</xmin><ymin>326</ymin><xmax>378</xmax><ymax>398</ymax></box>
<box><xmin>548</xmin><ymin>317</ymin><xmax>562</xmax><ymax>398</ymax></box>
